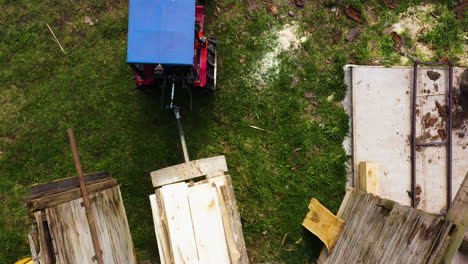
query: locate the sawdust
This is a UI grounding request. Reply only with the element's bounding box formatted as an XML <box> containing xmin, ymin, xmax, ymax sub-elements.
<box><xmin>389</xmin><ymin>4</ymin><xmax>436</xmax><ymax>61</ymax></box>
<box><xmin>252</xmin><ymin>24</ymin><xmax>301</xmax><ymax>85</ymax></box>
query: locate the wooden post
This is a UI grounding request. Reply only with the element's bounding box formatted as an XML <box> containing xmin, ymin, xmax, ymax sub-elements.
<box><xmin>67</xmin><ymin>128</ymin><xmax>104</xmax><ymax>264</ymax></box>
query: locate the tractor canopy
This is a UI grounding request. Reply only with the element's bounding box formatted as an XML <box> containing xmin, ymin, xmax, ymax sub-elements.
<box><xmin>127</xmin><ymin>0</ymin><xmax>195</xmax><ymax>66</ymax></box>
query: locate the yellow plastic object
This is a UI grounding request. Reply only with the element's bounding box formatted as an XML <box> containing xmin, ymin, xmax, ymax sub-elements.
<box><xmin>302</xmin><ymin>198</ymin><xmax>344</xmax><ymax>253</ymax></box>
<box><xmin>15</xmin><ymin>258</ymin><xmax>33</xmax><ymax>264</ymax></box>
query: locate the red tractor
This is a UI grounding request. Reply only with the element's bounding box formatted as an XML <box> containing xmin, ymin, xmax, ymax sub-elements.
<box><xmin>126</xmin><ymin>0</ymin><xmax>217</xmax><ymax>161</ymax></box>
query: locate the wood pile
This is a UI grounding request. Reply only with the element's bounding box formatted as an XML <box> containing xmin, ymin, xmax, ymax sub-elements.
<box><xmin>25</xmin><ymin>172</ymin><xmax>137</xmax><ymax>264</ymax></box>
<box><xmin>314</xmin><ymin>172</ymin><xmax>468</xmax><ymax>263</ymax></box>
<box><xmin>149</xmin><ymin>156</ymin><xmax>249</xmax><ymax>264</ymax></box>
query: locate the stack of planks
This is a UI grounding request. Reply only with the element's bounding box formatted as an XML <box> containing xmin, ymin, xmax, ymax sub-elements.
<box><xmin>149</xmin><ymin>156</ymin><xmax>249</xmax><ymax>264</ymax></box>
<box><xmin>25</xmin><ymin>171</ymin><xmax>137</xmax><ymax>264</ymax></box>
<box><xmin>316</xmin><ymin>172</ymin><xmax>468</xmax><ymax>264</ymax></box>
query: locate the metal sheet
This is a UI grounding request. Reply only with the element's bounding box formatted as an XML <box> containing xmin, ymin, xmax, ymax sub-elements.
<box><xmin>127</xmin><ymin>0</ymin><xmax>195</xmax><ymax>65</ymax></box>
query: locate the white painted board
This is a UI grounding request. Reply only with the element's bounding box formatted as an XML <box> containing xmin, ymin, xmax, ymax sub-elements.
<box><xmin>345</xmin><ymin>65</ymin><xmax>468</xmax><ymax>213</ymax></box>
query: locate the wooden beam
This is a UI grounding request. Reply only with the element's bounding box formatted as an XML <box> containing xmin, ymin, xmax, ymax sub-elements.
<box><xmin>438</xmin><ymin>172</ymin><xmax>468</xmax><ymax>263</ymax></box>
<box><xmin>358</xmin><ymin>162</ymin><xmax>379</xmax><ymax>195</ymax></box>
<box><xmin>151</xmin><ymin>156</ymin><xmax>228</xmax><ymax>187</ymax></box>
<box><xmin>27</xmin><ymin>178</ymin><xmax>117</xmax><ymax>212</ymax></box>
<box><xmin>29</xmin><ymin>171</ymin><xmax>110</xmax><ymax>196</ymax></box>
<box><xmin>33</xmin><ymin>211</ymin><xmax>53</xmax><ymax>264</ymax></box>
<box><xmin>302</xmin><ymin>198</ymin><xmax>344</xmax><ymax>253</ymax></box>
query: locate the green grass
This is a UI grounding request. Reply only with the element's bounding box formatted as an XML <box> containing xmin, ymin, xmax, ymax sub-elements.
<box><xmin>0</xmin><ymin>0</ymin><xmax>466</xmax><ymax>263</ymax></box>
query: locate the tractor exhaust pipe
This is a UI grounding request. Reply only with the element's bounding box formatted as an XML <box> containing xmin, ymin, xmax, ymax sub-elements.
<box><xmin>174</xmin><ymin>109</ymin><xmax>190</xmax><ymax>163</ymax></box>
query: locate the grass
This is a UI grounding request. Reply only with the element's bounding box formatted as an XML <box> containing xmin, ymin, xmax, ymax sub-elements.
<box><xmin>0</xmin><ymin>0</ymin><xmax>466</xmax><ymax>263</ymax></box>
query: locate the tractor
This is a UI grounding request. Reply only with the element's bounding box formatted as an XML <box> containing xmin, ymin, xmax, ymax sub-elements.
<box><xmin>126</xmin><ymin>0</ymin><xmax>217</xmax><ymax>161</ymax></box>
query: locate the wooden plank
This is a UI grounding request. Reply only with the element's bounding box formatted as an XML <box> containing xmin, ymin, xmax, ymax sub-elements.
<box><xmin>45</xmin><ymin>186</ymin><xmax>136</xmax><ymax>264</ymax></box>
<box><xmin>28</xmin><ymin>233</ymin><xmax>39</xmax><ymax>264</ymax></box>
<box><xmin>302</xmin><ymin>198</ymin><xmax>344</xmax><ymax>253</ymax></box>
<box><xmin>151</xmin><ymin>156</ymin><xmax>228</xmax><ymax>187</ymax></box>
<box><xmin>149</xmin><ymin>194</ymin><xmax>169</xmax><ymax>264</ymax></box>
<box><xmin>29</xmin><ymin>171</ymin><xmax>110</xmax><ymax>196</ymax></box>
<box><xmin>33</xmin><ymin>211</ymin><xmax>53</xmax><ymax>264</ymax></box>
<box><xmin>188</xmin><ymin>175</ymin><xmax>249</xmax><ymax>263</ymax></box>
<box><xmin>27</xmin><ymin>178</ymin><xmax>117</xmax><ymax>212</ymax></box>
<box><xmin>160</xmin><ymin>182</ymin><xmax>199</xmax><ymax>263</ymax></box>
<box><xmin>46</xmin><ymin>197</ymin><xmax>95</xmax><ymax>264</ymax></box>
<box><xmin>89</xmin><ymin>186</ymin><xmax>137</xmax><ymax>264</ymax></box>
<box><xmin>188</xmin><ymin>183</ymin><xmax>230</xmax><ymax>263</ymax></box>
<box><xmin>437</xmin><ymin>172</ymin><xmax>468</xmax><ymax>263</ymax></box>
<box><xmin>318</xmin><ymin>188</ymin><xmax>453</xmax><ymax>263</ymax></box>
<box><xmin>358</xmin><ymin>162</ymin><xmax>379</xmax><ymax>195</ymax></box>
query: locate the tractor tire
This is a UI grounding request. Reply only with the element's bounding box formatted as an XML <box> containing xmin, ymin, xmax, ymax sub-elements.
<box><xmin>205</xmin><ymin>37</ymin><xmax>217</xmax><ymax>95</ymax></box>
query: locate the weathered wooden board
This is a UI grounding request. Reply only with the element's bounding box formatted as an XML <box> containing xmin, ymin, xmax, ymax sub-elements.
<box><xmin>318</xmin><ymin>188</ymin><xmax>454</xmax><ymax>264</ymax></box>
<box><xmin>27</xmin><ymin>178</ymin><xmax>117</xmax><ymax>212</ymax></box>
<box><xmin>160</xmin><ymin>182</ymin><xmax>199</xmax><ymax>263</ymax></box>
<box><xmin>44</xmin><ymin>186</ymin><xmax>136</xmax><ymax>264</ymax></box>
<box><xmin>188</xmin><ymin>183</ymin><xmax>230</xmax><ymax>263</ymax></box>
<box><xmin>149</xmin><ymin>193</ymin><xmax>170</xmax><ymax>264</ymax></box>
<box><xmin>151</xmin><ymin>156</ymin><xmax>228</xmax><ymax>187</ymax></box>
<box><xmin>90</xmin><ymin>186</ymin><xmax>137</xmax><ymax>264</ymax></box>
<box><xmin>29</xmin><ymin>171</ymin><xmax>110</xmax><ymax>196</ymax></box>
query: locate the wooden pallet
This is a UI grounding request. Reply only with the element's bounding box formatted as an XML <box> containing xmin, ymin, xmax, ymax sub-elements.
<box><xmin>149</xmin><ymin>156</ymin><xmax>249</xmax><ymax>264</ymax></box>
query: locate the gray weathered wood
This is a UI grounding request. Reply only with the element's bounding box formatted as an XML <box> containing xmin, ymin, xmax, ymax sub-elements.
<box><xmin>33</xmin><ymin>211</ymin><xmax>53</xmax><ymax>264</ymax></box>
<box><xmin>45</xmin><ymin>186</ymin><xmax>136</xmax><ymax>264</ymax></box>
<box><xmin>151</xmin><ymin>156</ymin><xmax>228</xmax><ymax>187</ymax></box>
<box><xmin>27</xmin><ymin>178</ymin><xmax>117</xmax><ymax>212</ymax></box>
<box><xmin>438</xmin><ymin>172</ymin><xmax>468</xmax><ymax>263</ymax></box>
<box><xmin>318</xmin><ymin>188</ymin><xmax>454</xmax><ymax>264</ymax></box>
<box><xmin>29</xmin><ymin>171</ymin><xmax>110</xmax><ymax>196</ymax></box>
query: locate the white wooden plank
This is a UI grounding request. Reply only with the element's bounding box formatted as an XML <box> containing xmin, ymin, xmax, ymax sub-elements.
<box><xmin>149</xmin><ymin>194</ymin><xmax>168</xmax><ymax>264</ymax></box>
<box><xmin>151</xmin><ymin>156</ymin><xmax>228</xmax><ymax>187</ymax></box>
<box><xmin>188</xmin><ymin>183</ymin><xmax>231</xmax><ymax>264</ymax></box>
<box><xmin>160</xmin><ymin>182</ymin><xmax>199</xmax><ymax>264</ymax></box>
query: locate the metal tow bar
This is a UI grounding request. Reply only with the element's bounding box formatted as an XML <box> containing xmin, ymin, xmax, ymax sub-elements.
<box><xmin>174</xmin><ymin>108</ymin><xmax>190</xmax><ymax>163</ymax></box>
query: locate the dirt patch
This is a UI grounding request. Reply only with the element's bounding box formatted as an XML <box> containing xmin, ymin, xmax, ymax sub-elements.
<box><xmin>423</xmin><ymin>112</ymin><xmax>438</xmax><ymax>128</ymax></box>
<box><xmin>427</xmin><ymin>71</ymin><xmax>441</xmax><ymax>81</ymax></box>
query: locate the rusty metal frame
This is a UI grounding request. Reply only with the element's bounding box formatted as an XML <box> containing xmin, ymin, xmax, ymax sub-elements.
<box><xmin>411</xmin><ymin>61</ymin><xmax>453</xmax><ymax>210</ymax></box>
<box><xmin>68</xmin><ymin>128</ymin><xmax>104</xmax><ymax>264</ymax></box>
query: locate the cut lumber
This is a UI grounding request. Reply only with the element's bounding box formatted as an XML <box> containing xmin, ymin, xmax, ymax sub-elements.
<box><xmin>188</xmin><ymin>183</ymin><xmax>230</xmax><ymax>263</ymax></box>
<box><xmin>29</xmin><ymin>171</ymin><xmax>110</xmax><ymax>196</ymax></box>
<box><xmin>302</xmin><ymin>198</ymin><xmax>344</xmax><ymax>253</ymax></box>
<box><xmin>27</xmin><ymin>178</ymin><xmax>117</xmax><ymax>212</ymax></box>
<box><xmin>149</xmin><ymin>193</ymin><xmax>169</xmax><ymax>264</ymax></box>
<box><xmin>151</xmin><ymin>156</ymin><xmax>228</xmax><ymax>187</ymax></box>
<box><xmin>437</xmin><ymin>172</ymin><xmax>468</xmax><ymax>263</ymax></box>
<box><xmin>160</xmin><ymin>182</ymin><xmax>199</xmax><ymax>263</ymax></box>
<box><xmin>358</xmin><ymin>162</ymin><xmax>379</xmax><ymax>195</ymax></box>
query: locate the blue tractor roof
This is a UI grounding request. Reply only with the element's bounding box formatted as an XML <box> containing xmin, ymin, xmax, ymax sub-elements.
<box><xmin>127</xmin><ymin>0</ymin><xmax>195</xmax><ymax>65</ymax></box>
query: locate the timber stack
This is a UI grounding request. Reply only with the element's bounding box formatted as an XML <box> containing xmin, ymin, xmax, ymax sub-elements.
<box><xmin>25</xmin><ymin>171</ymin><xmax>137</xmax><ymax>264</ymax></box>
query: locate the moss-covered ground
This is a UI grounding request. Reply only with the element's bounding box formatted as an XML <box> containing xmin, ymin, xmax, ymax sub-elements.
<box><xmin>0</xmin><ymin>0</ymin><xmax>466</xmax><ymax>263</ymax></box>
